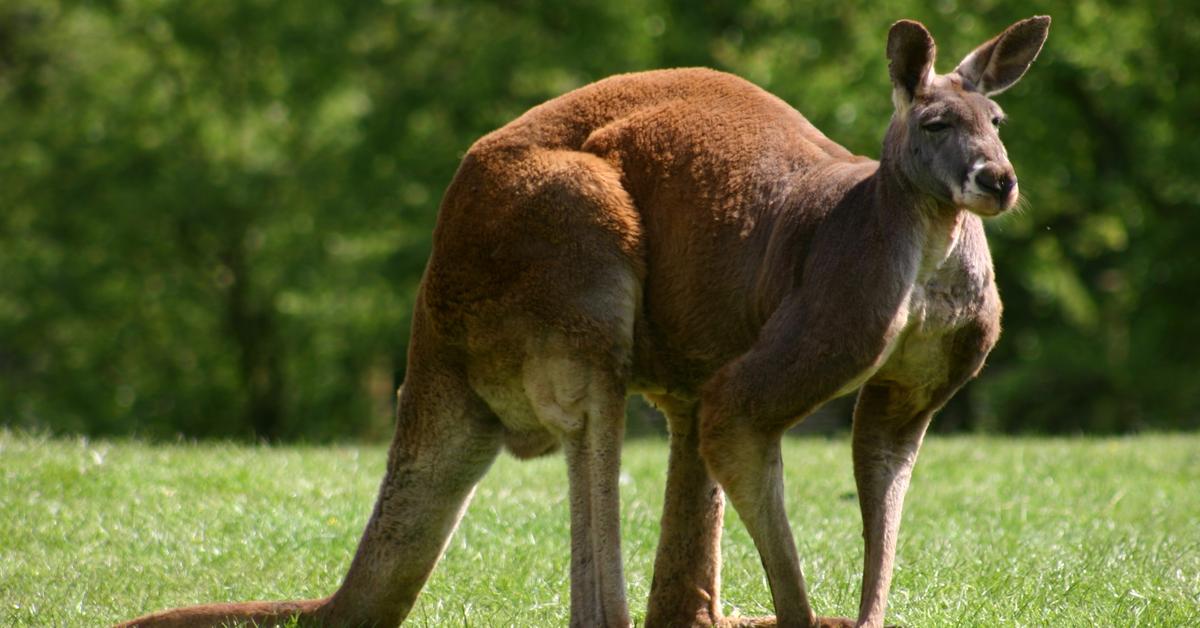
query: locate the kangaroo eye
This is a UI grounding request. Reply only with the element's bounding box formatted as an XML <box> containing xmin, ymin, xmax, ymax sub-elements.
<box><xmin>922</xmin><ymin>121</ymin><xmax>951</xmax><ymax>133</ymax></box>
<box><xmin>991</xmin><ymin>116</ymin><xmax>1004</xmax><ymax>127</ymax></box>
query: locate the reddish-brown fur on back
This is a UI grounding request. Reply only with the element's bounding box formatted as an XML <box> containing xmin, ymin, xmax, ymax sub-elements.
<box><xmin>430</xmin><ymin>68</ymin><xmax>878</xmax><ymax>396</ymax></box>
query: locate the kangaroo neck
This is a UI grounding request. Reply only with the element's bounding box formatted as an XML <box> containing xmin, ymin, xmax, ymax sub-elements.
<box><xmin>872</xmin><ymin>156</ymin><xmax>969</xmax><ymax>280</ymax></box>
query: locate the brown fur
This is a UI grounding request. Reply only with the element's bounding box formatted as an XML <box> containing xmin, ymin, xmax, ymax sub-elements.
<box><xmin>119</xmin><ymin>16</ymin><xmax>1050</xmax><ymax>628</ymax></box>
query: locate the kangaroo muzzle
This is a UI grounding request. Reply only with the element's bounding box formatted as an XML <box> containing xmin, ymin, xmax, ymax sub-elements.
<box><xmin>963</xmin><ymin>157</ymin><xmax>1018</xmax><ymax>213</ymax></box>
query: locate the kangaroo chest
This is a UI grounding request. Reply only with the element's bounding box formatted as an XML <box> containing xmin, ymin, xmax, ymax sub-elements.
<box><xmin>838</xmin><ymin>212</ymin><xmax>991</xmax><ymax>397</ymax></box>
<box><xmin>872</xmin><ymin>241</ymin><xmax>990</xmax><ymax>392</ymax></box>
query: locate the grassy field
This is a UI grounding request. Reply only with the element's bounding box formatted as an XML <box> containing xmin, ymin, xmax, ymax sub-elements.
<box><xmin>1</xmin><ymin>430</ymin><xmax>1197</xmax><ymax>626</ymax></box>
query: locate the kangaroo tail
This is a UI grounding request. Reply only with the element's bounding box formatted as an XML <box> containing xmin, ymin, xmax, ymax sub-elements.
<box><xmin>115</xmin><ymin>598</ymin><xmax>327</xmax><ymax>627</ymax></box>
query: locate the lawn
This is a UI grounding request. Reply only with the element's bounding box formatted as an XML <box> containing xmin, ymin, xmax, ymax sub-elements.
<box><xmin>1</xmin><ymin>429</ymin><xmax>1197</xmax><ymax>626</ymax></box>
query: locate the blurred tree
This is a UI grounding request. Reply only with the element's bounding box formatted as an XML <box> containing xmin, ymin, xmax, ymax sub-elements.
<box><xmin>0</xmin><ymin>0</ymin><xmax>1196</xmax><ymax>439</ymax></box>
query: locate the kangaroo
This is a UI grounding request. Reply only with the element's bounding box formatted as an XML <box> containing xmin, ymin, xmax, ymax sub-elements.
<box><xmin>120</xmin><ymin>16</ymin><xmax>1050</xmax><ymax>628</ymax></box>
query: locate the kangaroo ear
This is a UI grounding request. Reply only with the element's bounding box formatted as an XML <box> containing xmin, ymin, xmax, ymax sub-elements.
<box><xmin>954</xmin><ymin>16</ymin><xmax>1051</xmax><ymax>96</ymax></box>
<box><xmin>888</xmin><ymin>20</ymin><xmax>937</xmax><ymax>104</ymax></box>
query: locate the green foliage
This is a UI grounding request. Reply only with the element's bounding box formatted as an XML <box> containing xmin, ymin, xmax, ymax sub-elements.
<box><xmin>1</xmin><ymin>1</ymin><xmax>1196</xmax><ymax>437</ymax></box>
<box><xmin>2</xmin><ymin>431</ymin><xmax>1198</xmax><ymax>625</ymax></box>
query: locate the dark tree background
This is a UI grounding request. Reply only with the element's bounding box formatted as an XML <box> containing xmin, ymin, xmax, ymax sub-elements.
<box><xmin>1</xmin><ymin>1</ymin><xmax>1196</xmax><ymax>440</ymax></box>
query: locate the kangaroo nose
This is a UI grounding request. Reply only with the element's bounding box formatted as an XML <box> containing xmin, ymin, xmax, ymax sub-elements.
<box><xmin>975</xmin><ymin>165</ymin><xmax>1016</xmax><ymax>200</ymax></box>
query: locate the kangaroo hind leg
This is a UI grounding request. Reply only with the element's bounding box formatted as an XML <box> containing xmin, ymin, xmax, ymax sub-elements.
<box><xmin>451</xmin><ymin>146</ymin><xmax>643</xmax><ymax>627</ymax></box>
<box><xmin>524</xmin><ymin>342</ymin><xmax>631</xmax><ymax>628</ymax></box>
<box><xmin>643</xmin><ymin>396</ymin><xmax>726</xmax><ymax>628</ymax></box>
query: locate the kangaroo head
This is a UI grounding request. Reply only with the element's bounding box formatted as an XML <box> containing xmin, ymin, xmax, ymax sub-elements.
<box><xmin>884</xmin><ymin>16</ymin><xmax>1050</xmax><ymax>216</ymax></box>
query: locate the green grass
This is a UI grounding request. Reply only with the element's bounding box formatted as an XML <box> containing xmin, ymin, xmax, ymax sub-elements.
<box><xmin>2</xmin><ymin>430</ymin><xmax>1198</xmax><ymax>626</ymax></box>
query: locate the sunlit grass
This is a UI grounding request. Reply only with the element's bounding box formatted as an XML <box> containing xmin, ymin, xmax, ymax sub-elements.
<box><xmin>1</xmin><ymin>430</ymin><xmax>1197</xmax><ymax>626</ymax></box>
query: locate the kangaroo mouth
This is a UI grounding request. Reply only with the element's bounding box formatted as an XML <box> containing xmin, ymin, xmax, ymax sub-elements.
<box><xmin>954</xmin><ymin>180</ymin><xmax>1019</xmax><ymax>216</ymax></box>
